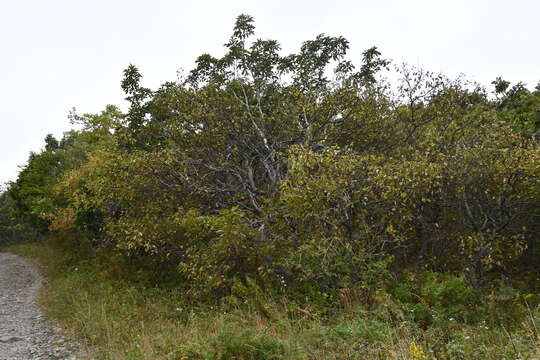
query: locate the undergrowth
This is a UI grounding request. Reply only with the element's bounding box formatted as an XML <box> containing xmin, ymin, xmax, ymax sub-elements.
<box><xmin>4</xmin><ymin>237</ymin><xmax>539</xmax><ymax>360</ymax></box>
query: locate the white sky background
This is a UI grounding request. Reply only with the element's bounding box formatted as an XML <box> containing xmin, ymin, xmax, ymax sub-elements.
<box><xmin>1</xmin><ymin>0</ymin><xmax>539</xmax><ymax>184</ymax></box>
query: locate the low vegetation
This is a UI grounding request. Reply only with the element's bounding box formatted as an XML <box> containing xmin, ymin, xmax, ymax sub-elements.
<box><xmin>5</xmin><ymin>237</ymin><xmax>539</xmax><ymax>359</ymax></box>
<box><xmin>1</xmin><ymin>14</ymin><xmax>539</xmax><ymax>359</ymax></box>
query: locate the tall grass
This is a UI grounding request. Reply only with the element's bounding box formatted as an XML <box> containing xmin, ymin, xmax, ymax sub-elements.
<box><xmin>5</xmin><ymin>239</ymin><xmax>539</xmax><ymax>360</ymax></box>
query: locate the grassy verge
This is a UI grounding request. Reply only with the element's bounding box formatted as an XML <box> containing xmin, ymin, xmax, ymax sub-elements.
<box><xmin>4</xmin><ymin>238</ymin><xmax>539</xmax><ymax>360</ymax></box>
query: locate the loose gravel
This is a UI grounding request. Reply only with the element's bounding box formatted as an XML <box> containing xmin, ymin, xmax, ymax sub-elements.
<box><xmin>0</xmin><ymin>252</ymin><xmax>82</xmax><ymax>360</ymax></box>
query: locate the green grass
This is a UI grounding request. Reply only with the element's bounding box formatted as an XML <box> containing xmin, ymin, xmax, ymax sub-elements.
<box><xmin>4</xmin><ymin>238</ymin><xmax>539</xmax><ymax>360</ymax></box>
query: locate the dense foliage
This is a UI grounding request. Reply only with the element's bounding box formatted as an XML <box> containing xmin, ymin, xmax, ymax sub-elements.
<box><xmin>3</xmin><ymin>15</ymin><xmax>540</xmax><ymax>306</ymax></box>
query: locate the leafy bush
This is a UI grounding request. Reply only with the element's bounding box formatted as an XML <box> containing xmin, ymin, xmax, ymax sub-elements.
<box><xmin>421</xmin><ymin>273</ymin><xmax>473</xmax><ymax>310</ymax></box>
<box><xmin>269</xmin><ymin>147</ymin><xmax>393</xmax><ymax>297</ymax></box>
<box><xmin>3</xmin><ymin>13</ymin><xmax>540</xmax><ymax>307</ymax></box>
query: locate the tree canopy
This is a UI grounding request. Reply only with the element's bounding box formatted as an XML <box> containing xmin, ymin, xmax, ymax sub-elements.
<box><xmin>3</xmin><ymin>14</ymin><xmax>540</xmax><ymax>300</ymax></box>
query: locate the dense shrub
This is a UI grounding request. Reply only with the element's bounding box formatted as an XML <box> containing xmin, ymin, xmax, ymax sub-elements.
<box><xmin>3</xmin><ymin>14</ymin><xmax>540</xmax><ymax>304</ymax></box>
<box><xmin>0</xmin><ymin>189</ymin><xmax>37</xmax><ymax>245</ymax></box>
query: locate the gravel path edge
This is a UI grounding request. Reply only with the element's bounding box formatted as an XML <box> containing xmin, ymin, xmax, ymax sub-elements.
<box><xmin>0</xmin><ymin>252</ymin><xmax>84</xmax><ymax>360</ymax></box>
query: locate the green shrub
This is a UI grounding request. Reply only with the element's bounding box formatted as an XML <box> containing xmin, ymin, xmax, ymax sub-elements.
<box><xmin>213</xmin><ymin>330</ymin><xmax>291</xmax><ymax>360</ymax></box>
<box><xmin>269</xmin><ymin>148</ymin><xmax>393</xmax><ymax>297</ymax></box>
<box><xmin>178</xmin><ymin>207</ymin><xmax>272</xmax><ymax>300</ymax></box>
<box><xmin>421</xmin><ymin>273</ymin><xmax>473</xmax><ymax>309</ymax></box>
<box><xmin>173</xmin><ymin>330</ymin><xmax>292</xmax><ymax>360</ymax></box>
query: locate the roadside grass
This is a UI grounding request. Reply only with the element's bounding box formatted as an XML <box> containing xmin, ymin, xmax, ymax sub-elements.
<box><xmin>4</xmin><ymin>238</ymin><xmax>539</xmax><ymax>360</ymax></box>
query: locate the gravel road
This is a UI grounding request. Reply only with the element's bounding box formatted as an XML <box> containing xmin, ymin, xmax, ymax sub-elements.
<box><xmin>0</xmin><ymin>252</ymin><xmax>81</xmax><ymax>360</ymax></box>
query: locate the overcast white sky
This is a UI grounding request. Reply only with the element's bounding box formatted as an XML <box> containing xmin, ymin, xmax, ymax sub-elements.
<box><xmin>1</xmin><ymin>0</ymin><xmax>539</xmax><ymax>184</ymax></box>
